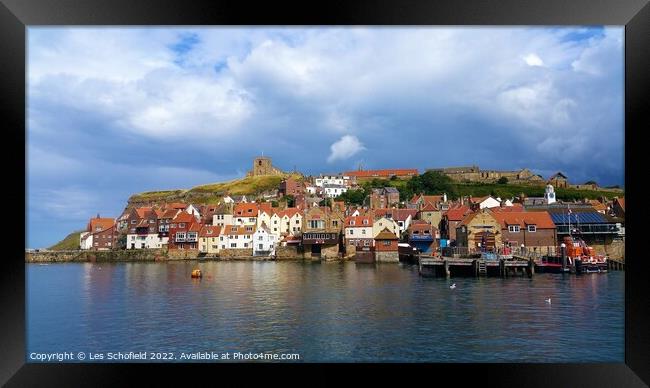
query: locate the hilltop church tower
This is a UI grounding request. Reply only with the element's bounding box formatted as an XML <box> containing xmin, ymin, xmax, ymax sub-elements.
<box><xmin>247</xmin><ymin>156</ymin><xmax>285</xmax><ymax>177</ymax></box>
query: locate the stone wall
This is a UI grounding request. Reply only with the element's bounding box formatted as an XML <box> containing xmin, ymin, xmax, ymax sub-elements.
<box><xmin>275</xmin><ymin>246</ymin><xmax>302</xmax><ymax>259</ymax></box>
<box><xmin>217</xmin><ymin>248</ymin><xmax>254</xmax><ymax>258</ymax></box>
<box><xmin>25</xmin><ymin>249</ymin><xmax>168</xmax><ymax>263</ymax></box>
<box><xmin>375</xmin><ymin>251</ymin><xmax>399</xmax><ymax>263</ymax></box>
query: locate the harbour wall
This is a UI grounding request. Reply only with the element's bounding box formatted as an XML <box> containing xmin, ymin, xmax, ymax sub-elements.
<box><xmin>25</xmin><ymin>246</ymin><xmax>308</xmax><ymax>263</ymax></box>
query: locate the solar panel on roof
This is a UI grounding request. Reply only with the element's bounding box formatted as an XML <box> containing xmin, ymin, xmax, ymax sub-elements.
<box><xmin>550</xmin><ymin>212</ymin><xmax>607</xmax><ymax>224</ymax></box>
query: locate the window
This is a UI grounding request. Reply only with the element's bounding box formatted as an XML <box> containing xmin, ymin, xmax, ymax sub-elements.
<box><xmin>295</xmin><ymin>219</ymin><xmax>300</xmax><ymax>224</ymax></box>
<box><xmin>274</xmin><ymin>228</ymin><xmax>277</xmax><ymax>232</ymax></box>
<box><xmin>349</xmin><ymin>230</ymin><xmax>354</xmax><ymax>235</ymax></box>
<box><xmin>528</xmin><ymin>225</ymin><xmax>537</xmax><ymax>232</ymax></box>
<box><xmin>131</xmin><ymin>220</ymin><xmax>136</xmax><ymax>224</ymax></box>
<box><xmin>179</xmin><ymin>223</ymin><xmax>185</xmax><ymax>228</ymax></box>
<box><xmin>383</xmin><ymin>240</ymin><xmax>391</xmax><ymax>246</ymax></box>
<box><xmin>508</xmin><ymin>225</ymin><xmax>521</xmax><ymax>233</ymax></box>
<box><xmin>259</xmin><ymin>244</ymin><xmax>264</xmax><ymax>249</ymax></box>
<box><xmin>246</xmin><ymin>226</ymin><xmax>253</xmax><ymax>232</ymax></box>
<box><xmin>362</xmin><ymin>229</ymin><xmax>366</xmax><ymax>235</ymax></box>
<box><xmin>363</xmin><ymin>219</ymin><xmax>368</xmax><ymax>225</ymax></box>
<box><xmin>249</xmin><ymin>218</ymin><xmax>255</xmax><ymax>222</ymax></box>
<box><xmin>220</xmin><ymin>236</ymin><xmax>224</xmax><ymax>241</ymax></box>
<box><xmin>364</xmin><ymin>240</ymin><xmax>370</xmax><ymax>246</ymax></box>
<box><xmin>149</xmin><ymin>219</ymin><xmax>155</xmax><ymax>223</ymax></box>
<box><xmin>274</xmin><ymin>220</ymin><xmax>278</xmax><ymax>224</ymax></box>
<box><xmin>231</xmin><ymin>243</ymin><xmax>236</xmax><ymax>248</ymax></box>
<box><xmin>258</xmin><ymin>236</ymin><xmax>263</xmax><ymax>241</ymax></box>
<box><xmin>244</xmin><ymin>243</ymin><xmax>248</xmax><ymax>248</ymax></box>
<box><xmin>350</xmin><ymin>220</ymin><xmax>355</xmax><ymax>226</ymax></box>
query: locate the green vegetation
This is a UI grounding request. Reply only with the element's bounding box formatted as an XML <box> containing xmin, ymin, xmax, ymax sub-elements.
<box><xmin>404</xmin><ymin>171</ymin><xmax>458</xmax><ymax>200</ymax></box>
<box><xmin>130</xmin><ymin>189</ymin><xmax>185</xmax><ymax>202</ymax></box>
<box><xmin>49</xmin><ymin>231</ymin><xmax>83</xmax><ymax>250</ymax></box>
<box><xmin>497</xmin><ymin>177</ymin><xmax>509</xmax><ymax>184</ymax></box>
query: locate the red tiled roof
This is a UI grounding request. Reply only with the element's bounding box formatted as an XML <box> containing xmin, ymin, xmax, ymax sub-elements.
<box><xmin>161</xmin><ymin>209</ymin><xmax>180</xmax><ymax>219</ymax></box>
<box><xmin>491</xmin><ymin>210</ymin><xmax>555</xmax><ymax>229</ymax></box>
<box><xmin>345</xmin><ymin>215</ymin><xmax>373</xmax><ymax>227</ymax></box>
<box><xmin>420</xmin><ymin>202</ymin><xmax>439</xmax><ymax>212</ymax></box>
<box><xmin>445</xmin><ymin>206</ymin><xmax>471</xmax><ymax>221</ymax></box>
<box><xmin>616</xmin><ymin>198</ymin><xmax>625</xmax><ymax>211</ymax></box>
<box><xmin>222</xmin><ymin>225</ymin><xmax>254</xmax><ymax>236</ymax></box>
<box><xmin>89</xmin><ymin>217</ymin><xmax>115</xmax><ymax>232</ymax></box>
<box><xmin>375</xmin><ymin>228</ymin><xmax>399</xmax><ymax>240</ymax></box>
<box><xmin>373</xmin><ymin>208</ymin><xmax>417</xmax><ymax>221</ymax></box>
<box><xmin>167</xmin><ymin>202</ymin><xmax>187</xmax><ymax>210</ymax></box>
<box><xmin>234</xmin><ymin>203</ymin><xmax>259</xmax><ymax>217</ymax></box>
<box><xmin>173</xmin><ymin>212</ymin><xmax>196</xmax><ymax>223</ymax></box>
<box><xmin>135</xmin><ymin>207</ymin><xmax>152</xmax><ymax>218</ymax></box>
<box><xmin>199</xmin><ymin>225</ymin><xmax>221</xmax><ymax>237</ymax></box>
<box><xmin>344</xmin><ymin>169</ymin><xmax>418</xmax><ymax>178</ymax></box>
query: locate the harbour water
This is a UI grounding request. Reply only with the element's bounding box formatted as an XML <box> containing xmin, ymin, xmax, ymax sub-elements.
<box><xmin>27</xmin><ymin>261</ymin><xmax>624</xmax><ymax>362</ymax></box>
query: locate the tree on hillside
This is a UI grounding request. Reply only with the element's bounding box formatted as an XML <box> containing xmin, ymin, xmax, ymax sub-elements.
<box><xmin>497</xmin><ymin>177</ymin><xmax>508</xmax><ymax>184</ymax></box>
<box><xmin>337</xmin><ymin>188</ymin><xmax>367</xmax><ymax>205</ymax></box>
<box><xmin>405</xmin><ymin>171</ymin><xmax>457</xmax><ymax>199</ymax></box>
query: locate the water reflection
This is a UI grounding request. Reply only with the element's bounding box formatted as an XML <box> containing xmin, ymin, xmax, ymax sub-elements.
<box><xmin>27</xmin><ymin>261</ymin><xmax>624</xmax><ymax>362</ymax></box>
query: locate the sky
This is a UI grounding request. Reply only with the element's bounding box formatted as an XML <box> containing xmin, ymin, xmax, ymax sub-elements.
<box><xmin>27</xmin><ymin>26</ymin><xmax>624</xmax><ymax>248</ymax></box>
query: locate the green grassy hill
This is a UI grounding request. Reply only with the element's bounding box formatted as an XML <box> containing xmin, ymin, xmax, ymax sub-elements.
<box><xmin>49</xmin><ymin>231</ymin><xmax>83</xmax><ymax>250</ymax></box>
<box><xmin>128</xmin><ymin>173</ymin><xmax>304</xmax><ymax>207</ymax></box>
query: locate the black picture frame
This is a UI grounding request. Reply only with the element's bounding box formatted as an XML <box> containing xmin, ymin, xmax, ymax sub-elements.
<box><xmin>3</xmin><ymin>0</ymin><xmax>648</xmax><ymax>386</ymax></box>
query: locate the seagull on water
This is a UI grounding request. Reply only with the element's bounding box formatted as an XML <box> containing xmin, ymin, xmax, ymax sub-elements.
<box><xmin>450</xmin><ymin>283</ymin><xmax>456</xmax><ymax>289</ymax></box>
<box><xmin>545</xmin><ymin>297</ymin><xmax>551</xmax><ymax>304</ymax></box>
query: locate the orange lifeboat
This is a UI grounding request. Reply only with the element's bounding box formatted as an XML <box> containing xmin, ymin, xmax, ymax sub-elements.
<box><xmin>191</xmin><ymin>269</ymin><xmax>202</xmax><ymax>278</ymax></box>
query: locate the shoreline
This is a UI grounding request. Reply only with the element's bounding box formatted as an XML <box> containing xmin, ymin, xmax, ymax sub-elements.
<box><xmin>25</xmin><ymin>250</ymin><xmax>352</xmax><ymax>263</ymax></box>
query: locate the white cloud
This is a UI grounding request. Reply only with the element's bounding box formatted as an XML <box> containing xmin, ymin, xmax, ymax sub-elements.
<box><xmin>327</xmin><ymin>135</ymin><xmax>366</xmax><ymax>163</ymax></box>
<box><xmin>523</xmin><ymin>53</ymin><xmax>544</xmax><ymax>67</ymax></box>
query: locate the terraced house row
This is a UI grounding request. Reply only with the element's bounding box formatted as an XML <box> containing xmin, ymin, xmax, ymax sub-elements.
<box><xmin>78</xmin><ymin>184</ymin><xmax>626</xmax><ymax>260</ymax></box>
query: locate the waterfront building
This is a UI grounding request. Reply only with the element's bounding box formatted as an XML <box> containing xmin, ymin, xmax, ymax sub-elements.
<box><xmin>80</xmin><ymin>214</ymin><xmax>118</xmax><ymax>250</ymax></box>
<box><xmin>491</xmin><ymin>210</ymin><xmax>557</xmax><ymax>252</ymax></box>
<box><xmin>374</xmin><ymin>227</ymin><xmax>399</xmax><ymax>262</ymax></box>
<box><xmin>126</xmin><ymin>208</ymin><xmax>165</xmax><ymax>250</ymax></box>
<box><xmin>302</xmin><ymin>206</ymin><xmax>343</xmax><ymax>258</ymax></box>
<box><xmin>455</xmin><ymin>209</ymin><xmax>503</xmax><ymax>251</ymax></box>
<box><xmin>168</xmin><ymin>212</ymin><xmax>201</xmax><ymax>250</ymax></box>
<box><xmin>407</xmin><ymin>220</ymin><xmax>437</xmax><ymax>253</ymax></box>
<box><xmin>344</xmin><ymin>215</ymin><xmax>374</xmax><ymax>248</ymax></box>
<box><xmin>253</xmin><ymin>223</ymin><xmax>277</xmax><ymax>256</ymax></box>
<box><xmin>199</xmin><ymin>225</ymin><xmax>222</xmax><ymax>254</ymax></box>
<box><xmin>409</xmin><ymin>193</ymin><xmax>448</xmax><ymax>210</ymax></box>
<box><xmin>220</xmin><ymin>224</ymin><xmax>254</xmax><ymax>250</ymax></box>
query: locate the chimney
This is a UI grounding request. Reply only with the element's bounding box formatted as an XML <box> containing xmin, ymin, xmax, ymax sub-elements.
<box><xmin>96</xmin><ymin>213</ymin><xmax>100</xmax><ymax>219</ymax></box>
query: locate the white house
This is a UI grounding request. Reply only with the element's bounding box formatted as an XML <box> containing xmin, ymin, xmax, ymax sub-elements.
<box><xmin>323</xmin><ymin>184</ymin><xmax>347</xmax><ymax>198</ymax></box>
<box><xmin>222</xmin><ymin>196</ymin><xmax>234</xmax><ymax>204</ymax></box>
<box><xmin>253</xmin><ymin>223</ymin><xmax>277</xmax><ymax>256</ymax></box>
<box><xmin>315</xmin><ymin>175</ymin><xmax>346</xmax><ymax>187</ymax></box>
<box><xmin>221</xmin><ymin>224</ymin><xmax>254</xmax><ymax>250</ymax></box>
<box><xmin>80</xmin><ymin>232</ymin><xmax>93</xmax><ymax>250</ymax></box>
<box><xmin>305</xmin><ymin>186</ymin><xmax>318</xmax><ymax>195</ymax></box>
